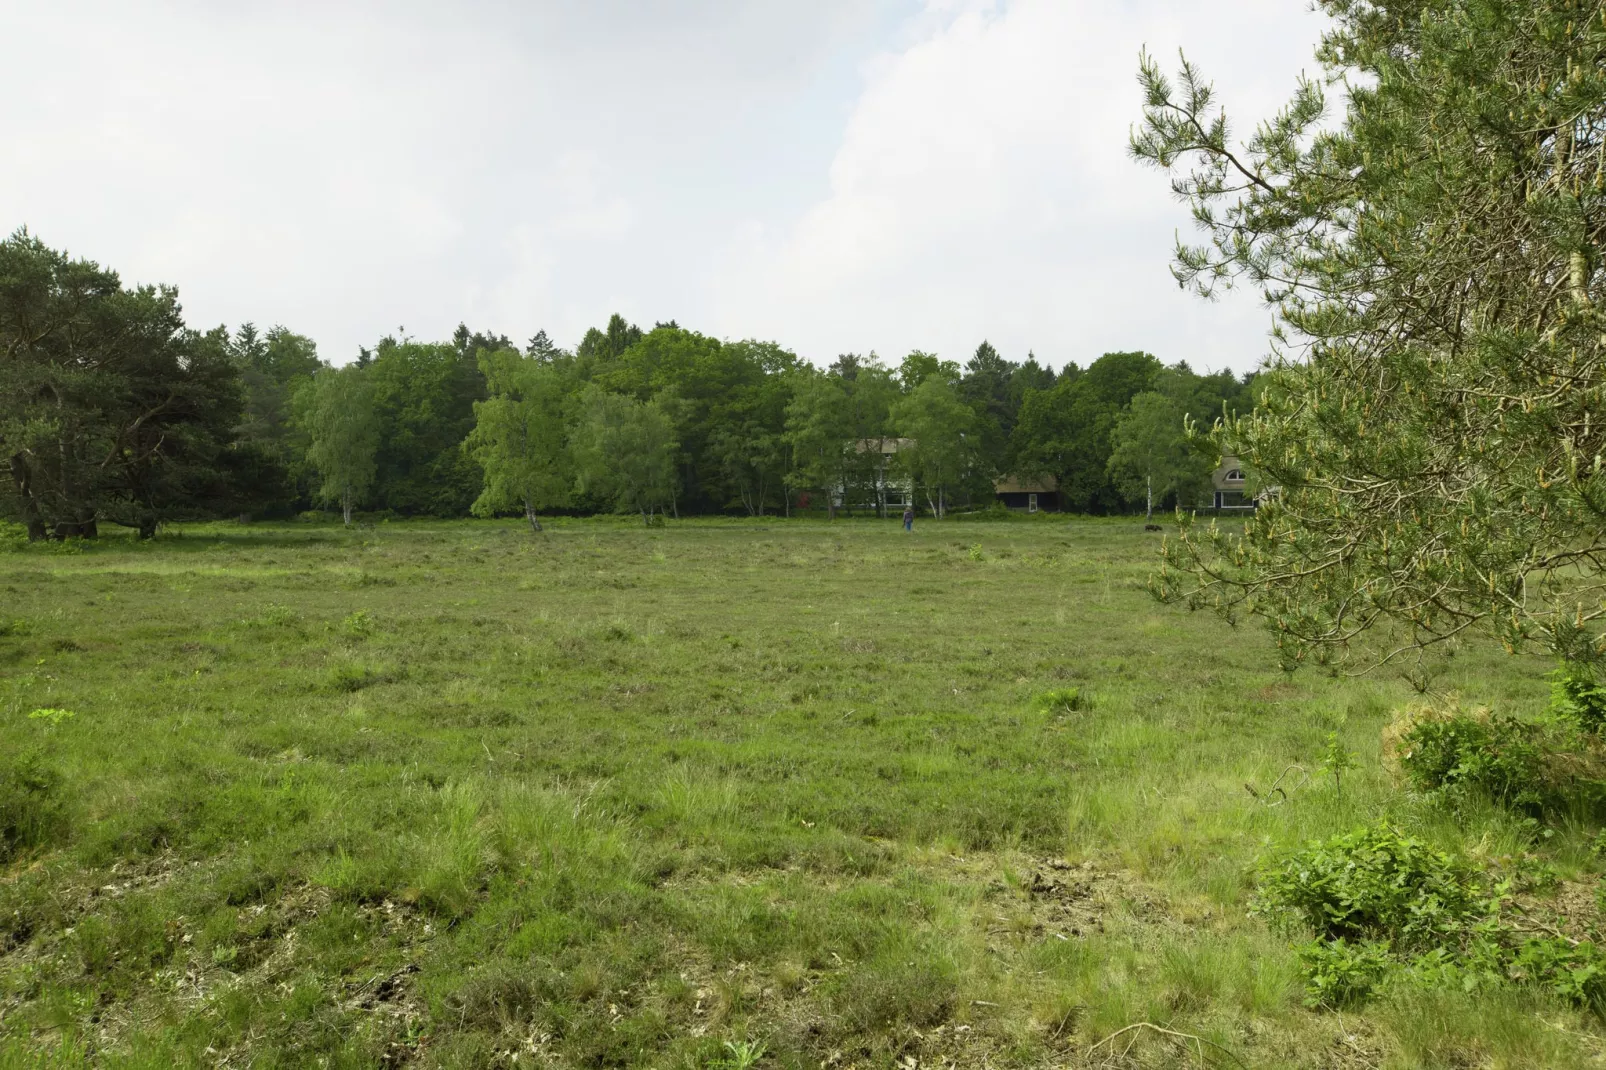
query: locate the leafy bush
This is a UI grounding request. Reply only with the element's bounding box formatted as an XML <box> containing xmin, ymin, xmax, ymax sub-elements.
<box><xmin>1386</xmin><ymin>698</ymin><xmax>1606</xmax><ymax>819</ymax></box>
<box><xmin>1551</xmin><ymin>662</ymin><xmax>1606</xmax><ymax>735</ymax></box>
<box><xmin>1396</xmin><ymin>712</ymin><xmax>1547</xmax><ymax>810</ymax></box>
<box><xmin>1254</xmin><ymin>823</ymin><xmax>1484</xmax><ymax>950</ymax></box>
<box><xmin>1296</xmin><ymin>938</ymin><xmax>1394</xmax><ymax>1008</ymax></box>
<box><xmin>950</xmin><ymin>502</ymin><xmax>1016</xmax><ymax>522</ymax></box>
<box><xmin>0</xmin><ymin>522</ymin><xmax>27</xmax><ymax>552</ymax></box>
<box><xmin>0</xmin><ymin>752</ymin><xmax>69</xmax><ymax>861</ymax></box>
<box><xmin>1506</xmin><ymin>937</ymin><xmax>1606</xmax><ymax>1008</ymax></box>
<box><xmin>1256</xmin><ymin>822</ymin><xmax>1606</xmax><ymax>1010</ymax></box>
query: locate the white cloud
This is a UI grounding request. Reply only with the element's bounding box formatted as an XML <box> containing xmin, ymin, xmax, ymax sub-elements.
<box><xmin>710</xmin><ymin>0</ymin><xmax>1325</xmax><ymax>373</ymax></box>
<box><xmin>0</xmin><ymin>0</ymin><xmax>1322</xmax><ymax>372</ymax></box>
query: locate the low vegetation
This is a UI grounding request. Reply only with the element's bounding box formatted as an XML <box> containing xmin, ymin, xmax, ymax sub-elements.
<box><xmin>2</xmin><ymin>516</ymin><xmax>1604</xmax><ymax>1068</ymax></box>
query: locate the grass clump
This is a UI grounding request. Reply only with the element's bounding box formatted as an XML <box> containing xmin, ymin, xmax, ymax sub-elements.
<box><xmin>325</xmin><ymin>661</ymin><xmax>403</xmax><ymax>692</ymax></box>
<box><xmin>1034</xmin><ymin>687</ymin><xmax>1090</xmax><ymax>715</ymax></box>
<box><xmin>0</xmin><ymin>752</ymin><xmax>70</xmax><ymax>861</ymax></box>
<box><xmin>1256</xmin><ymin>822</ymin><xmax>1606</xmax><ymax>1009</ymax></box>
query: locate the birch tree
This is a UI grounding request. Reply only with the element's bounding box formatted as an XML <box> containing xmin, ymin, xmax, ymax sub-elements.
<box><xmin>464</xmin><ymin>348</ymin><xmax>570</xmax><ymax>532</ymax></box>
<box><xmin>298</xmin><ymin>365</ymin><xmax>378</xmax><ymax>527</ymax></box>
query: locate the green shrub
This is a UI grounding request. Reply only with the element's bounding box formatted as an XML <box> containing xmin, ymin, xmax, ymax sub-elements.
<box><xmin>340</xmin><ymin>610</ymin><xmax>376</xmax><ymax>638</ymax></box>
<box><xmin>1397</xmin><ymin>713</ymin><xmax>1547</xmax><ymax>810</ymax></box>
<box><xmin>1257</xmin><ymin>822</ymin><xmax>1606</xmax><ymax>1010</ymax></box>
<box><xmin>1254</xmin><ymin>823</ymin><xmax>1484</xmax><ymax>949</ymax></box>
<box><xmin>1296</xmin><ymin>938</ymin><xmax>1394</xmax><ymax>1008</ymax></box>
<box><xmin>951</xmin><ymin>502</ymin><xmax>1016</xmax><ymax>522</ymax></box>
<box><xmin>1506</xmin><ymin>937</ymin><xmax>1606</xmax><ymax>1009</ymax></box>
<box><xmin>0</xmin><ymin>752</ymin><xmax>69</xmax><ymax>861</ymax></box>
<box><xmin>1550</xmin><ymin>662</ymin><xmax>1606</xmax><ymax>735</ymax></box>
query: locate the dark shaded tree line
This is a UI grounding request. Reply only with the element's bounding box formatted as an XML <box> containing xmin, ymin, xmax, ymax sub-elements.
<box><xmin>1</xmin><ymin>231</ymin><xmax>1255</xmax><ymax>537</ymax></box>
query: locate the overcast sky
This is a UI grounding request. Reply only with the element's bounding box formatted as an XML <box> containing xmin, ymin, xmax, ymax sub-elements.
<box><xmin>1</xmin><ymin>1</ymin><xmax>1327</xmax><ymax>374</ymax></box>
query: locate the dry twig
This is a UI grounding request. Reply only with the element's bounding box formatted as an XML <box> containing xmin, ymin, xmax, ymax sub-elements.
<box><xmin>1088</xmin><ymin>1022</ymin><xmax>1247</xmax><ymax>1069</ymax></box>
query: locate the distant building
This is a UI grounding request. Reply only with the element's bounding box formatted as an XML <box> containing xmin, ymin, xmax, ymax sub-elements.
<box><xmin>1209</xmin><ymin>456</ymin><xmax>1256</xmax><ymax>510</ymax></box>
<box><xmin>994</xmin><ymin>475</ymin><xmax>1058</xmax><ymax>513</ymax></box>
<box><xmin>834</xmin><ymin>438</ymin><xmax>914</xmax><ymax>511</ymax></box>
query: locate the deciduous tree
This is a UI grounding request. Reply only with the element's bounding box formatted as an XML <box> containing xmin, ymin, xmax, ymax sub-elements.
<box><xmin>571</xmin><ymin>387</ymin><xmax>679</xmax><ymax>523</ymax></box>
<box><xmin>464</xmin><ymin>348</ymin><xmax>570</xmax><ymax>532</ymax></box>
<box><xmin>892</xmin><ymin>378</ymin><xmax>976</xmax><ymax>518</ymax></box>
<box><xmin>298</xmin><ymin>365</ymin><xmax>379</xmax><ymax>527</ymax></box>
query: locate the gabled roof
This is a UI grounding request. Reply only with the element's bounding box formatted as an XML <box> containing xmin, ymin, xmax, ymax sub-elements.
<box><xmin>995</xmin><ymin>474</ymin><xmax>1057</xmax><ymax>494</ymax></box>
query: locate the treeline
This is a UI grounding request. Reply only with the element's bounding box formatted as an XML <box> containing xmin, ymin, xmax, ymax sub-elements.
<box><xmin>1</xmin><ymin>231</ymin><xmax>1255</xmax><ymax>537</ymax></box>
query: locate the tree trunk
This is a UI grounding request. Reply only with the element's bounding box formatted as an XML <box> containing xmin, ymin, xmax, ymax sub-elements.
<box><xmin>138</xmin><ymin>513</ymin><xmax>158</xmax><ymax>539</ymax></box>
<box><xmin>1145</xmin><ymin>474</ymin><xmax>1153</xmax><ymax>523</ymax></box>
<box><xmin>877</xmin><ymin>456</ymin><xmax>887</xmax><ymax>519</ymax></box>
<box><xmin>342</xmin><ymin>485</ymin><xmax>353</xmax><ymax>527</ymax></box>
<box><xmin>524</xmin><ymin>498</ymin><xmax>542</xmax><ymax>533</ymax></box>
<box><xmin>8</xmin><ymin>453</ymin><xmax>47</xmax><ymax>542</ymax></box>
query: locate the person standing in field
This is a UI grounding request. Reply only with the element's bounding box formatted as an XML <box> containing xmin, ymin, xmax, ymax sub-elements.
<box><xmin>903</xmin><ymin>504</ymin><xmax>914</xmax><ymax>532</ymax></box>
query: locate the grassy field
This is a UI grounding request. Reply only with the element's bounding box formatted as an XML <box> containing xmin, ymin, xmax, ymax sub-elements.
<box><xmin>0</xmin><ymin>516</ymin><xmax>1597</xmax><ymax>1068</ymax></box>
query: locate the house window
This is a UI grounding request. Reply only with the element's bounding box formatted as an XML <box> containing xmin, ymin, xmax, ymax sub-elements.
<box><xmin>1028</xmin><ymin>493</ymin><xmax>1038</xmax><ymax>513</ymax></box>
<box><xmin>1224</xmin><ymin>469</ymin><xmax>1243</xmax><ymax>482</ymax></box>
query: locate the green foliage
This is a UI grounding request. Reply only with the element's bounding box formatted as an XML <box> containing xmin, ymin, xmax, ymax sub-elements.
<box><xmin>1551</xmin><ymin>663</ymin><xmax>1606</xmax><ymax>735</ymax></box>
<box><xmin>1507</xmin><ymin>938</ymin><xmax>1606</xmax><ymax>1010</ymax></box>
<box><xmin>1254</xmin><ymin>823</ymin><xmax>1485</xmax><ymax>950</ymax></box>
<box><xmin>1034</xmin><ymin>688</ymin><xmax>1090</xmax><ymax>715</ymax></box>
<box><xmin>1009</xmin><ymin>352</ymin><xmax>1161</xmax><ymax>513</ymax></box>
<box><xmin>0</xmin><ymin>522</ymin><xmax>27</xmax><ymax>552</ymax></box>
<box><xmin>0</xmin><ymin>752</ymin><xmax>68</xmax><ymax>861</ymax></box>
<box><xmin>229</xmin><ymin>323</ymin><xmax>324</xmax><ymax>517</ymax></box>
<box><xmin>1318</xmin><ymin>731</ymin><xmax>1357</xmax><ymax>800</ymax></box>
<box><xmin>0</xmin><ymin>229</ymin><xmax>247</xmax><ymax>539</ymax></box>
<box><xmin>1258</xmin><ymin>822</ymin><xmax>1606</xmax><ymax>1010</ymax></box>
<box><xmin>1139</xmin><ymin>1</ymin><xmax>1606</xmax><ymax>669</ymax></box>
<box><xmin>27</xmin><ymin>708</ymin><xmax>75</xmax><ymax>728</ymax></box>
<box><xmin>713</xmin><ymin>1039</ymin><xmax>767</xmax><ymax>1070</ymax></box>
<box><xmin>571</xmin><ymin>387</ymin><xmax>680</xmax><ymax>522</ymax></box>
<box><xmin>1295</xmin><ymin>938</ymin><xmax>1393</xmax><ymax>1009</ymax></box>
<box><xmin>1397</xmin><ymin>713</ymin><xmax>1548</xmax><ymax>811</ymax></box>
<box><xmin>366</xmin><ymin>339</ymin><xmax>486</xmax><ymax>516</ymax></box>
<box><xmin>296</xmin><ymin>365</ymin><xmax>379</xmax><ymax>526</ymax></box>
<box><xmin>1107</xmin><ymin>390</ymin><xmax>1216</xmax><ymax>521</ymax></box>
<box><xmin>463</xmin><ymin>348</ymin><xmax>570</xmax><ymax>531</ymax></box>
<box><xmin>891</xmin><ymin>378</ymin><xmax>977</xmax><ymax>517</ymax></box>
<box><xmin>339</xmin><ymin>611</ymin><xmax>375</xmax><ymax>639</ymax></box>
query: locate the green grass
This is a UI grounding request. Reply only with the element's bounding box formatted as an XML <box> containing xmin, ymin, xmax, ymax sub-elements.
<box><xmin>0</xmin><ymin>516</ymin><xmax>1599</xmax><ymax>1067</ymax></box>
